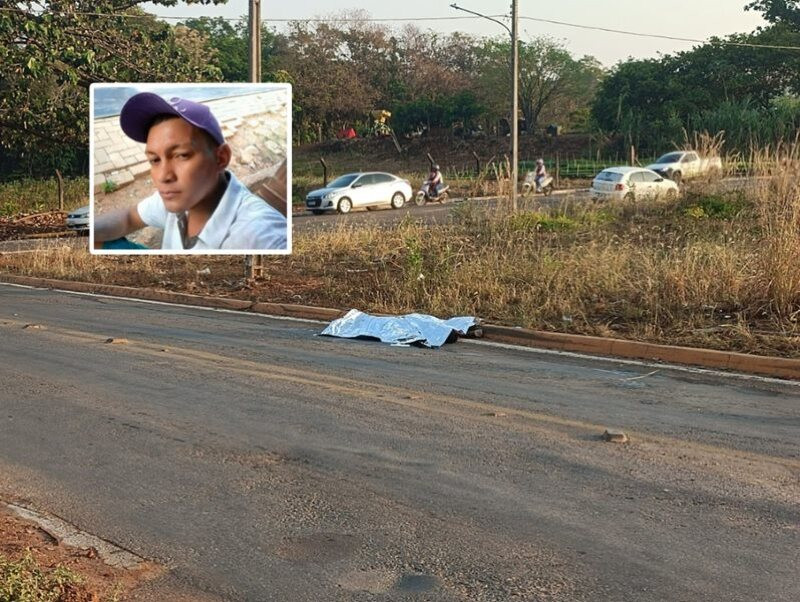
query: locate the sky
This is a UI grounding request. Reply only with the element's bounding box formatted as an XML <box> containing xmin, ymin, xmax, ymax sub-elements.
<box><xmin>142</xmin><ymin>0</ymin><xmax>768</xmax><ymax>67</ymax></box>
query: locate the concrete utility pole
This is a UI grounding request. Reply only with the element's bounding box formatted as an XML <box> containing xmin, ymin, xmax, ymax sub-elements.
<box><xmin>245</xmin><ymin>0</ymin><xmax>263</xmax><ymax>279</ymax></box>
<box><xmin>510</xmin><ymin>0</ymin><xmax>519</xmax><ymax>212</ymax></box>
<box><xmin>248</xmin><ymin>0</ymin><xmax>261</xmax><ymax>82</ymax></box>
<box><xmin>450</xmin><ymin>3</ymin><xmax>519</xmax><ymax>211</ymax></box>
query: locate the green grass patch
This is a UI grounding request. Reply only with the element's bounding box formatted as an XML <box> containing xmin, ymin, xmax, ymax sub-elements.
<box><xmin>0</xmin><ymin>552</ymin><xmax>83</xmax><ymax>602</ymax></box>
<box><xmin>683</xmin><ymin>193</ymin><xmax>749</xmax><ymax>220</ymax></box>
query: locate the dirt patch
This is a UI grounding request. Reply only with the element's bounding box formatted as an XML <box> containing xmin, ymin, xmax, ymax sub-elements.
<box><xmin>0</xmin><ymin>504</ymin><xmax>160</xmax><ymax>601</ymax></box>
<box><xmin>0</xmin><ymin>212</ymin><xmax>71</xmax><ymax>241</ymax></box>
<box><xmin>300</xmin><ymin>132</ymin><xmax>595</xmax><ymax>171</ymax></box>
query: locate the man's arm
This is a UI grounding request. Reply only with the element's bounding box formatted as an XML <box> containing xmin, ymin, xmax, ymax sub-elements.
<box><xmin>94</xmin><ymin>205</ymin><xmax>146</xmax><ymax>243</ymax></box>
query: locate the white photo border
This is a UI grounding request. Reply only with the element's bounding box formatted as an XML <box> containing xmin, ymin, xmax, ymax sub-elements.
<box><xmin>89</xmin><ymin>82</ymin><xmax>292</xmax><ymax>256</ymax></box>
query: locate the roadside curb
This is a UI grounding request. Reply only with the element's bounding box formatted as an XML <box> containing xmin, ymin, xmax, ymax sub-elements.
<box><xmin>1</xmin><ymin>273</ymin><xmax>798</xmax><ymax>380</ymax></box>
<box><xmin>481</xmin><ymin>325</ymin><xmax>800</xmax><ymax>381</ymax></box>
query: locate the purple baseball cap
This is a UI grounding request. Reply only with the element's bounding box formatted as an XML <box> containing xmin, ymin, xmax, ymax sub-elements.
<box><xmin>119</xmin><ymin>92</ymin><xmax>225</xmax><ymax>146</ymax></box>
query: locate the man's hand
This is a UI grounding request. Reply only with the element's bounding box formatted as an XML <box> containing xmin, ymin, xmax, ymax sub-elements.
<box><xmin>94</xmin><ymin>205</ymin><xmax>146</xmax><ymax>243</ymax></box>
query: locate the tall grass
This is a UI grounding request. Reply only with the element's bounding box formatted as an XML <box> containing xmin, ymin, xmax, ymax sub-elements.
<box><xmin>749</xmin><ymin>143</ymin><xmax>800</xmax><ymax>317</ymax></box>
<box><xmin>0</xmin><ymin>178</ymin><xmax>89</xmax><ymax>216</ymax></box>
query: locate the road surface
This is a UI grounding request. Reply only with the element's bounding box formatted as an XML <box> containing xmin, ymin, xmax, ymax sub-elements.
<box><xmin>0</xmin><ymin>284</ymin><xmax>797</xmax><ymax>601</ymax></box>
<box><xmin>293</xmin><ymin>190</ymin><xmax>588</xmax><ymax>232</ymax></box>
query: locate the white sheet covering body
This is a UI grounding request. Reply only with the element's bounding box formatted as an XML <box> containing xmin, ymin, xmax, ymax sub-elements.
<box><xmin>321</xmin><ymin>309</ymin><xmax>478</xmax><ymax>348</ymax></box>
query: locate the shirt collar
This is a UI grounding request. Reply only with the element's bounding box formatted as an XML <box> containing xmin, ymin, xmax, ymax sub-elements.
<box><xmin>193</xmin><ymin>171</ymin><xmax>244</xmax><ymax>249</ymax></box>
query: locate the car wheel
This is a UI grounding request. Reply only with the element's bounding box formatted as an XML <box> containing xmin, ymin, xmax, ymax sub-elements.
<box><xmin>337</xmin><ymin>197</ymin><xmax>352</xmax><ymax>214</ymax></box>
<box><xmin>391</xmin><ymin>191</ymin><xmax>406</xmax><ymax>209</ymax></box>
<box><xmin>672</xmin><ymin>171</ymin><xmax>682</xmax><ymax>185</ymax></box>
<box><xmin>415</xmin><ymin>191</ymin><xmax>427</xmax><ymax>206</ymax></box>
<box><xmin>311</xmin><ymin>210</ymin><xmax>325</xmax><ymax>215</ymax></box>
<box><xmin>623</xmin><ymin>192</ymin><xmax>635</xmax><ymax>202</ymax></box>
<box><xmin>666</xmin><ymin>188</ymin><xmax>678</xmax><ymax>201</ymax></box>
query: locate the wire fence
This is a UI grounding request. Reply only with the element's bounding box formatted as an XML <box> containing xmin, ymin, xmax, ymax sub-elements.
<box><xmin>445</xmin><ymin>153</ymin><xmax>755</xmax><ymax>182</ymax></box>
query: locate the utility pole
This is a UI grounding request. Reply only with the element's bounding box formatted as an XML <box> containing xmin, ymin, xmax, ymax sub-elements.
<box><xmin>450</xmin><ymin>3</ymin><xmax>518</xmax><ymax>212</ymax></box>
<box><xmin>245</xmin><ymin>0</ymin><xmax>262</xmax><ymax>279</ymax></box>
<box><xmin>248</xmin><ymin>0</ymin><xmax>261</xmax><ymax>82</ymax></box>
<box><xmin>510</xmin><ymin>0</ymin><xmax>519</xmax><ymax>212</ymax></box>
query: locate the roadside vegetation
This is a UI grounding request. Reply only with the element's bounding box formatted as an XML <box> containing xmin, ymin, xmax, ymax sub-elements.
<box><xmin>0</xmin><ymin>552</ymin><xmax>97</xmax><ymax>602</ymax></box>
<box><xmin>0</xmin><ymin>178</ymin><xmax>88</xmax><ymax>217</ymax></box>
<box><xmin>3</xmin><ymin>147</ymin><xmax>798</xmax><ymax>357</ymax></box>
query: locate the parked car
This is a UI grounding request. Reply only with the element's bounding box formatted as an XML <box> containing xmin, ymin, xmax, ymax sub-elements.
<box><xmin>646</xmin><ymin>151</ymin><xmax>723</xmax><ymax>183</ymax></box>
<box><xmin>305</xmin><ymin>172</ymin><xmax>413</xmax><ymax>214</ymax></box>
<box><xmin>590</xmin><ymin>167</ymin><xmax>679</xmax><ymax>202</ymax></box>
<box><xmin>65</xmin><ymin>205</ymin><xmax>90</xmax><ymax>233</ymax></box>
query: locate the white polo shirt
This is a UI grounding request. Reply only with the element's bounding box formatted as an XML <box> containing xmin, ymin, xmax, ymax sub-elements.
<box><xmin>137</xmin><ymin>172</ymin><xmax>287</xmax><ymax>251</ymax></box>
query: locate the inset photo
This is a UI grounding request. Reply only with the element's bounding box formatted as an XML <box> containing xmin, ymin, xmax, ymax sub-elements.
<box><xmin>90</xmin><ymin>83</ymin><xmax>291</xmax><ymax>254</ymax></box>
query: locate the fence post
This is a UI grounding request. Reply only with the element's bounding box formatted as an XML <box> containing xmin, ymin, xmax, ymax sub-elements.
<box><xmin>320</xmin><ymin>157</ymin><xmax>328</xmax><ymax>186</ymax></box>
<box><xmin>555</xmin><ymin>152</ymin><xmax>560</xmax><ymax>187</ymax></box>
<box><xmin>55</xmin><ymin>169</ymin><xmax>64</xmax><ymax>211</ymax></box>
<box><xmin>472</xmin><ymin>151</ymin><xmax>480</xmax><ymax>175</ymax></box>
<box><xmin>630</xmin><ymin>145</ymin><xmax>636</xmax><ymax>166</ymax></box>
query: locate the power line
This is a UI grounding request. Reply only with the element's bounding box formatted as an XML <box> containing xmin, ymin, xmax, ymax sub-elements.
<box><xmin>2</xmin><ymin>7</ymin><xmax>800</xmax><ymax>51</ymax></box>
<box><xmin>519</xmin><ymin>16</ymin><xmax>800</xmax><ymax>51</ymax></box>
<box><xmin>0</xmin><ymin>8</ymin><xmax>498</xmax><ymax>23</ymax></box>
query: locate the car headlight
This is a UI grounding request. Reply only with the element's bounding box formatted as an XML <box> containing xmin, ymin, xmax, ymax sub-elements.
<box><xmin>324</xmin><ymin>192</ymin><xmax>334</xmax><ymax>200</ymax></box>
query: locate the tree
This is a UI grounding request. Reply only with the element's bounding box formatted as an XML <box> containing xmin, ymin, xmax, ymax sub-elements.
<box><xmin>182</xmin><ymin>16</ymin><xmax>286</xmax><ymax>83</ymax></box>
<box><xmin>396</xmin><ymin>26</ymin><xmax>476</xmax><ymax>104</ymax></box>
<box><xmin>590</xmin><ymin>25</ymin><xmax>800</xmax><ymax>153</ymax></box>
<box><xmin>0</xmin><ymin>1</ymin><xmax>225</xmax><ymax>175</ymax></box>
<box><xmin>477</xmin><ymin>36</ymin><xmax>602</xmax><ymax>133</ymax></box>
<box><xmin>746</xmin><ymin>0</ymin><xmax>800</xmax><ymax>28</ymax></box>
<box><xmin>277</xmin><ymin>21</ymin><xmax>378</xmax><ymax>141</ymax></box>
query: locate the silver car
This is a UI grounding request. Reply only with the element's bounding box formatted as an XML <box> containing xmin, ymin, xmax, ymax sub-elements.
<box><xmin>305</xmin><ymin>172</ymin><xmax>413</xmax><ymax>214</ymax></box>
<box><xmin>65</xmin><ymin>205</ymin><xmax>90</xmax><ymax>233</ymax></box>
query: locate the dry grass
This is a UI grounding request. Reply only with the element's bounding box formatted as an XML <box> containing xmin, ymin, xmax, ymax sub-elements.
<box><xmin>2</xmin><ymin>145</ymin><xmax>800</xmax><ymax>357</ymax></box>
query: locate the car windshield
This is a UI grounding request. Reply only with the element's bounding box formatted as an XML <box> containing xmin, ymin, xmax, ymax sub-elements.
<box><xmin>595</xmin><ymin>171</ymin><xmax>623</xmax><ymax>182</ymax></box>
<box><xmin>655</xmin><ymin>152</ymin><xmax>683</xmax><ymax>163</ymax></box>
<box><xmin>327</xmin><ymin>174</ymin><xmax>359</xmax><ymax>188</ymax></box>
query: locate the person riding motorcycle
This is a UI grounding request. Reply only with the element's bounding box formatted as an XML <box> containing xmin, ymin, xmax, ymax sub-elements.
<box><xmin>534</xmin><ymin>158</ymin><xmax>547</xmax><ymax>192</ymax></box>
<box><xmin>427</xmin><ymin>164</ymin><xmax>444</xmax><ymax>196</ymax></box>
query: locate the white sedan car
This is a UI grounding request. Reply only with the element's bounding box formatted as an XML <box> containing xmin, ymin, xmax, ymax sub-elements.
<box><xmin>591</xmin><ymin>166</ymin><xmax>679</xmax><ymax>202</ymax></box>
<box><xmin>65</xmin><ymin>205</ymin><xmax>90</xmax><ymax>233</ymax></box>
<box><xmin>305</xmin><ymin>172</ymin><xmax>413</xmax><ymax>214</ymax></box>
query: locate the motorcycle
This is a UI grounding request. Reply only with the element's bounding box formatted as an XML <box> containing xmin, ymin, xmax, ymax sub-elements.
<box><xmin>415</xmin><ymin>181</ymin><xmax>450</xmax><ymax>206</ymax></box>
<box><xmin>522</xmin><ymin>172</ymin><xmax>554</xmax><ymax>197</ymax></box>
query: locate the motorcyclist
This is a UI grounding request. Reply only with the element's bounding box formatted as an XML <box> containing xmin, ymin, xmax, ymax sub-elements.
<box><xmin>427</xmin><ymin>164</ymin><xmax>443</xmax><ymax>196</ymax></box>
<box><xmin>534</xmin><ymin>158</ymin><xmax>547</xmax><ymax>192</ymax></box>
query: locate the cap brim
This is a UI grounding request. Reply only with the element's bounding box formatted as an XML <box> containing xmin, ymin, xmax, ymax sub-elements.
<box><xmin>119</xmin><ymin>92</ymin><xmax>180</xmax><ymax>144</ymax></box>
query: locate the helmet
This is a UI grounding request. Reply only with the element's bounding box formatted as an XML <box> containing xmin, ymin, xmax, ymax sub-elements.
<box><xmin>433</xmin><ymin>164</ymin><xmax>440</xmax><ymax>170</ymax></box>
<box><xmin>536</xmin><ymin>158</ymin><xmax>544</xmax><ymax>165</ymax></box>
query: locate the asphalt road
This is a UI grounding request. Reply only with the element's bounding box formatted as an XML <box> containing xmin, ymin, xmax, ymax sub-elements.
<box><xmin>293</xmin><ymin>190</ymin><xmax>588</xmax><ymax>232</ymax></box>
<box><xmin>0</xmin><ymin>284</ymin><xmax>798</xmax><ymax>601</ymax></box>
<box><xmin>292</xmin><ymin>176</ymin><xmax>762</xmax><ymax>232</ymax></box>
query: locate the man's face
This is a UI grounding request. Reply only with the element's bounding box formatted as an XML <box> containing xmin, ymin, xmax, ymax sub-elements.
<box><xmin>145</xmin><ymin>117</ymin><xmax>223</xmax><ymax>213</ymax></box>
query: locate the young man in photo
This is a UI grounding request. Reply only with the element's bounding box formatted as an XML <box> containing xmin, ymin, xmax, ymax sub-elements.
<box><xmin>94</xmin><ymin>92</ymin><xmax>287</xmax><ymax>251</ymax></box>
